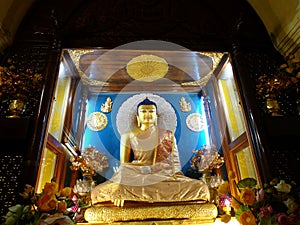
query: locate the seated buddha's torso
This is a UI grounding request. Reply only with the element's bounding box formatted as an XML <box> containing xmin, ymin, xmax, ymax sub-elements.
<box><xmin>129</xmin><ymin>126</ymin><xmax>157</xmax><ymax>165</ymax></box>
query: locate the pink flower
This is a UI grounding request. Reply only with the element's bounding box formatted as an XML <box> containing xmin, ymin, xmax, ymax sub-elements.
<box><xmin>259</xmin><ymin>206</ymin><xmax>271</xmax><ymax>217</ymax></box>
<box><xmin>71</xmin><ymin>204</ymin><xmax>78</xmax><ymax>213</ymax></box>
<box><xmin>267</xmin><ymin>206</ymin><xmax>274</xmax><ymax>214</ymax></box>
<box><xmin>70</xmin><ymin>195</ymin><xmax>79</xmax><ymax>213</ymax></box>
<box><xmin>219</xmin><ymin>195</ymin><xmax>232</xmax><ymax>207</ymax></box>
<box><xmin>276</xmin><ymin>213</ymin><xmax>289</xmax><ymax>225</ymax></box>
<box><xmin>287</xmin><ymin>214</ymin><xmax>298</xmax><ymax>224</ymax></box>
<box><xmin>256</xmin><ymin>188</ymin><xmax>265</xmax><ymax>202</ymax></box>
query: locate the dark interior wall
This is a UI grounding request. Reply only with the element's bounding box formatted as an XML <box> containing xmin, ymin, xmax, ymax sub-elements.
<box><xmin>14</xmin><ymin>0</ymin><xmax>273</xmax><ymax>49</ymax></box>
<box><xmin>2</xmin><ymin>0</ymin><xmax>296</xmax><ymax>221</ymax></box>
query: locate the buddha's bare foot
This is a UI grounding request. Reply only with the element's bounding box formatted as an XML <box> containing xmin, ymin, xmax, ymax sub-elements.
<box><xmin>112</xmin><ymin>199</ymin><xmax>124</xmax><ymax>207</ymax></box>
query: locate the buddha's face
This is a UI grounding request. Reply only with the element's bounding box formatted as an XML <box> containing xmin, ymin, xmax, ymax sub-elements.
<box><xmin>137</xmin><ymin>104</ymin><xmax>157</xmax><ymax>125</ymax></box>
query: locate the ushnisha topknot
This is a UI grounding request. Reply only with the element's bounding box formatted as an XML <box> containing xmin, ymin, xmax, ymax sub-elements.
<box><xmin>137</xmin><ymin>97</ymin><xmax>157</xmax><ymax>113</ymax></box>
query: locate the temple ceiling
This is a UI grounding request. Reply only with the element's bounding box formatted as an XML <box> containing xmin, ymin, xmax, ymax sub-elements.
<box><xmin>63</xmin><ymin>48</ymin><xmax>225</xmax><ymax>92</ymax></box>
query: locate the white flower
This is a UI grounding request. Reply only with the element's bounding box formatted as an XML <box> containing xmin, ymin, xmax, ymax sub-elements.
<box><xmin>73</xmin><ymin>179</ymin><xmax>90</xmax><ymax>194</ymax></box>
<box><xmin>274</xmin><ymin>180</ymin><xmax>292</xmax><ymax>193</ymax></box>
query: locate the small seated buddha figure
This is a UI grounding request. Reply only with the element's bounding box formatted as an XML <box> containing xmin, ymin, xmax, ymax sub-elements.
<box><xmin>100</xmin><ymin>97</ymin><xmax>113</xmax><ymax>113</ymax></box>
<box><xmin>91</xmin><ymin>98</ymin><xmax>210</xmax><ymax>207</ymax></box>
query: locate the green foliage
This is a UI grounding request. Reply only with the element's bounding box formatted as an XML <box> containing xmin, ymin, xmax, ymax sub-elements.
<box><xmin>237</xmin><ymin>177</ymin><xmax>257</xmax><ymax>189</ymax></box>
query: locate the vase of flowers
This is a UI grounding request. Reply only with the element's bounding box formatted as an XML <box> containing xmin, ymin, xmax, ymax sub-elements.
<box><xmin>2</xmin><ymin>180</ymin><xmax>76</xmax><ymax>225</ymax></box>
<box><xmin>217</xmin><ymin>171</ymin><xmax>300</xmax><ymax>225</ymax></box>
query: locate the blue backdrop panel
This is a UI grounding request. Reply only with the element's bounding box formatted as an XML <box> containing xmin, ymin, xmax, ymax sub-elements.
<box><xmin>83</xmin><ymin>92</ymin><xmax>208</xmax><ymax>180</ymax></box>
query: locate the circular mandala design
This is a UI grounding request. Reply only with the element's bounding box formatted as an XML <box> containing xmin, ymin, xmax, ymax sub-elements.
<box><xmin>116</xmin><ymin>93</ymin><xmax>177</xmax><ymax>135</ymax></box>
<box><xmin>126</xmin><ymin>55</ymin><xmax>169</xmax><ymax>82</ymax></box>
<box><xmin>186</xmin><ymin>113</ymin><xmax>205</xmax><ymax>132</ymax></box>
<box><xmin>86</xmin><ymin>112</ymin><xmax>108</xmax><ymax>131</ymax></box>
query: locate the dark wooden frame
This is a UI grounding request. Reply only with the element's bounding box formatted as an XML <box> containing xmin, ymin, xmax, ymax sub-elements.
<box><xmin>35</xmin><ymin>133</ymin><xmax>67</xmax><ymax>191</ymax></box>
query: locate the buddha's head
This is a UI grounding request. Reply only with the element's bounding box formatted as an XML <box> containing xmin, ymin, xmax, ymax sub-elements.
<box><xmin>136</xmin><ymin>98</ymin><xmax>158</xmax><ymax>127</ymax></box>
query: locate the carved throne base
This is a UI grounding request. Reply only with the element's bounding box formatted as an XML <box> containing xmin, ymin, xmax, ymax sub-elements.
<box><xmin>84</xmin><ymin>202</ymin><xmax>218</xmax><ymax>224</ymax></box>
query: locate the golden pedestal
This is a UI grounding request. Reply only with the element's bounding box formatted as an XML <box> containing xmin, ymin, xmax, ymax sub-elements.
<box><xmin>84</xmin><ymin>202</ymin><xmax>218</xmax><ymax>224</ymax></box>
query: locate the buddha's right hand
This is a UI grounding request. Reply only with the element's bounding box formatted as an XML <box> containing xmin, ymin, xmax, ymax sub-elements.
<box><xmin>112</xmin><ymin>199</ymin><xmax>124</xmax><ymax>207</ymax></box>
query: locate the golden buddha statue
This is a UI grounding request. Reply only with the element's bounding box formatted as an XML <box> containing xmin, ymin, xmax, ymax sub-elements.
<box><xmin>91</xmin><ymin>98</ymin><xmax>210</xmax><ymax>208</ymax></box>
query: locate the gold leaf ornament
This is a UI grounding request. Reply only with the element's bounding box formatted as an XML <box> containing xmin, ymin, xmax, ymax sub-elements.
<box><xmin>126</xmin><ymin>55</ymin><xmax>169</xmax><ymax>82</ymax></box>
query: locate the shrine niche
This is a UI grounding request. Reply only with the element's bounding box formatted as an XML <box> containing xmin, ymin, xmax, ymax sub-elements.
<box><xmin>32</xmin><ymin>37</ymin><xmax>259</xmax><ymax>224</ymax></box>
<box><xmin>35</xmin><ymin>40</ymin><xmax>235</xmax><ymax>223</ymax></box>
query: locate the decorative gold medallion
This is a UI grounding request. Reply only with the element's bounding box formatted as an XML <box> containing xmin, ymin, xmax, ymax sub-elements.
<box><xmin>126</xmin><ymin>55</ymin><xmax>169</xmax><ymax>82</ymax></box>
<box><xmin>186</xmin><ymin>113</ymin><xmax>205</xmax><ymax>132</ymax></box>
<box><xmin>86</xmin><ymin>112</ymin><xmax>108</xmax><ymax>131</ymax></box>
